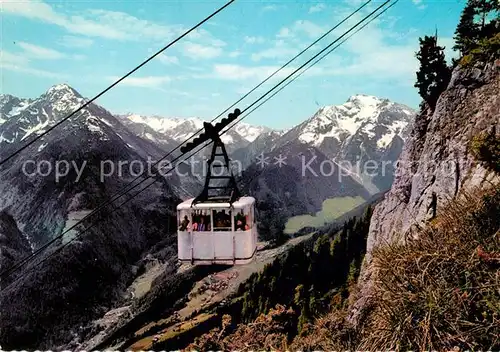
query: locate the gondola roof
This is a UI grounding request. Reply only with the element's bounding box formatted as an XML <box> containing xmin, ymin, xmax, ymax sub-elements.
<box><xmin>177</xmin><ymin>196</ymin><xmax>255</xmax><ymax>210</ymax></box>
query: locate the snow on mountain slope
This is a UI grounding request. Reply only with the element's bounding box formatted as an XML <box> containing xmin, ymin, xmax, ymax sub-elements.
<box><xmin>0</xmin><ymin>95</ymin><xmax>31</xmax><ymax>126</ymax></box>
<box><xmin>126</xmin><ymin>114</ymin><xmax>203</xmax><ymax>136</ymax></box>
<box><xmin>0</xmin><ymin>85</ymin><xmax>202</xmax><ymax>202</ymax></box>
<box><xmin>0</xmin><ymin>85</ymin><xmax>167</xmax><ymax>158</ymax></box>
<box><xmin>121</xmin><ymin>114</ymin><xmax>272</xmax><ymax>146</ymax></box>
<box><xmin>0</xmin><ymin>87</ymin><xmax>199</xmax><ymax>352</ymax></box>
<box><xmin>232</xmin><ymin>123</ymin><xmax>270</xmax><ymax>143</ymax></box>
<box><xmin>295</xmin><ymin>94</ymin><xmax>414</xmax><ymax>149</ymax></box>
<box><xmin>250</xmin><ymin>95</ymin><xmax>417</xmax><ymax>194</ymax></box>
<box><xmin>0</xmin><ymin>84</ymin><xmax>88</xmax><ymax>147</ymax></box>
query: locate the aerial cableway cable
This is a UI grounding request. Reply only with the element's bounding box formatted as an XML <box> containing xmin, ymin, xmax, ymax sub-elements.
<box><xmin>0</xmin><ymin>0</ymin><xmax>395</xmax><ymax>288</ymax></box>
<box><xmin>0</xmin><ymin>0</ymin><xmax>236</xmax><ymax>167</ymax></box>
<box><xmin>0</xmin><ymin>0</ymin><xmax>376</xmax><ymax>281</ymax></box>
<box><xmin>0</xmin><ymin>0</ymin><xmax>375</xmax><ymax>283</ymax></box>
<box><xmin>0</xmin><ymin>141</ymin><xmax>211</xmax><ymax>292</ymax></box>
<box><xmin>238</xmin><ymin>0</ymin><xmax>393</xmax><ymax>117</ymax></box>
<box><xmin>38</xmin><ymin>0</ymin><xmax>398</xmax><ymax>270</ymax></box>
<box><xmin>118</xmin><ymin>0</ymin><xmax>399</xmax><ymax>220</ymax></box>
<box><xmin>230</xmin><ymin>0</ymin><xmax>401</xmax><ymax>126</ymax></box>
<box><xmin>124</xmin><ymin>0</ymin><xmax>396</xmax><ymax>207</ymax></box>
<box><xmin>122</xmin><ymin>0</ymin><xmax>399</xmax><ymax>206</ymax></box>
<box><xmin>0</xmin><ymin>0</ymin><xmax>397</xmax><ymax>290</ymax></box>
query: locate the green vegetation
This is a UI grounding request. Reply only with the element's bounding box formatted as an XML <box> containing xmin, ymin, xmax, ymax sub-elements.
<box><xmin>292</xmin><ymin>188</ymin><xmax>500</xmax><ymax>350</ymax></box>
<box><xmin>454</xmin><ymin>0</ymin><xmax>479</xmax><ymax>55</ymax></box>
<box><xmin>242</xmin><ymin>205</ymin><xmax>371</xmax><ymax>329</ymax></box>
<box><xmin>284</xmin><ymin>196</ymin><xmax>365</xmax><ymax>234</ymax></box>
<box><xmin>185</xmin><ymin>2</ymin><xmax>500</xmax><ymax>349</ymax></box>
<box><xmin>187</xmin><ymin>206</ymin><xmax>373</xmax><ymax>351</ymax></box>
<box><xmin>460</xmin><ymin>32</ymin><xmax>500</xmax><ymax>66</ymax></box>
<box><xmin>454</xmin><ymin>0</ymin><xmax>499</xmax><ymax>56</ymax></box>
<box><xmin>470</xmin><ymin>127</ymin><xmax>500</xmax><ymax>173</ymax></box>
<box><xmin>191</xmin><ymin>187</ymin><xmax>500</xmax><ymax>351</ymax></box>
<box><xmin>351</xmin><ymin>187</ymin><xmax>500</xmax><ymax>350</ymax></box>
<box><xmin>414</xmin><ymin>35</ymin><xmax>452</xmax><ymax>110</ymax></box>
<box><xmin>414</xmin><ymin>0</ymin><xmax>498</xmax><ymax>110</ymax></box>
<box><xmin>256</xmin><ymin>193</ymin><xmax>289</xmax><ymax>244</ymax></box>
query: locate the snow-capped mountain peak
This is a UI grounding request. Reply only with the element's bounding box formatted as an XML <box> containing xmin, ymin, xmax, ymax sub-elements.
<box><xmin>232</xmin><ymin>123</ymin><xmax>271</xmax><ymax>142</ymax></box>
<box><xmin>347</xmin><ymin>93</ymin><xmax>385</xmax><ymax>105</ymax></box>
<box><xmin>121</xmin><ymin>114</ymin><xmax>272</xmax><ymax>145</ymax></box>
<box><xmin>0</xmin><ymin>84</ymin><xmax>110</xmax><ymax>147</ymax></box>
<box><xmin>45</xmin><ymin>83</ymin><xmax>79</xmax><ymax>96</ymax></box>
<box><xmin>0</xmin><ymin>95</ymin><xmax>31</xmax><ymax>124</ymax></box>
<box><xmin>126</xmin><ymin>114</ymin><xmax>202</xmax><ymax>132</ymax></box>
<box><xmin>41</xmin><ymin>84</ymin><xmax>86</xmax><ymax>115</ymax></box>
<box><xmin>296</xmin><ymin>95</ymin><xmax>415</xmax><ymax>148</ymax></box>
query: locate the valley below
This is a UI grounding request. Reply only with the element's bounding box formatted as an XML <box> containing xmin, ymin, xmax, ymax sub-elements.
<box><xmin>78</xmin><ymin>234</ymin><xmax>315</xmax><ymax>351</ymax></box>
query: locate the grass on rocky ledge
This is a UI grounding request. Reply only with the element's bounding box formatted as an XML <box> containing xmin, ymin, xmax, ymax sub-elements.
<box><xmin>186</xmin><ymin>186</ymin><xmax>500</xmax><ymax>351</ymax></box>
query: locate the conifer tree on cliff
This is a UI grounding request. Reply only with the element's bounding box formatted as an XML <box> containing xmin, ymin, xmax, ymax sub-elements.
<box><xmin>415</xmin><ymin>35</ymin><xmax>452</xmax><ymax>110</ymax></box>
<box><xmin>477</xmin><ymin>0</ymin><xmax>500</xmax><ymax>38</ymax></box>
<box><xmin>454</xmin><ymin>0</ymin><xmax>499</xmax><ymax>55</ymax></box>
<box><xmin>453</xmin><ymin>0</ymin><xmax>479</xmax><ymax>54</ymax></box>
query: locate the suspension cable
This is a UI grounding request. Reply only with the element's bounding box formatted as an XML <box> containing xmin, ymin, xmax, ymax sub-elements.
<box><xmin>0</xmin><ymin>0</ymin><xmax>396</xmax><ymax>288</ymax></box>
<box><xmin>0</xmin><ymin>0</ymin><xmax>236</xmax><ymax>167</ymax></box>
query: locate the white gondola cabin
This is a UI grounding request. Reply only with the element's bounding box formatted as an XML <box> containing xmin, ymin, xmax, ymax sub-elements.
<box><xmin>176</xmin><ymin>109</ymin><xmax>258</xmax><ymax>265</ymax></box>
<box><xmin>177</xmin><ymin>197</ymin><xmax>257</xmax><ymax>265</ymax></box>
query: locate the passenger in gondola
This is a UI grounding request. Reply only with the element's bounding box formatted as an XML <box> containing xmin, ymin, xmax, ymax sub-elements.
<box><xmin>192</xmin><ymin>214</ymin><xmax>198</xmax><ymax>231</ymax></box>
<box><xmin>219</xmin><ymin>209</ymin><xmax>229</xmax><ymax>224</ymax></box>
<box><xmin>179</xmin><ymin>215</ymin><xmax>190</xmax><ymax>231</ymax></box>
<box><xmin>235</xmin><ymin>218</ymin><xmax>244</xmax><ymax>231</ymax></box>
<box><xmin>198</xmin><ymin>216</ymin><xmax>206</xmax><ymax>231</ymax></box>
<box><xmin>235</xmin><ymin>210</ymin><xmax>243</xmax><ymax>223</ymax></box>
<box><xmin>223</xmin><ymin>210</ymin><xmax>231</xmax><ymax>227</ymax></box>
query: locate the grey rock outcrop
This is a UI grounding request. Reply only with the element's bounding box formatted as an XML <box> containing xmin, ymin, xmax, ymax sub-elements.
<box><xmin>0</xmin><ymin>211</ymin><xmax>31</xmax><ymax>284</ymax></box>
<box><xmin>349</xmin><ymin>59</ymin><xmax>500</xmax><ymax>325</ymax></box>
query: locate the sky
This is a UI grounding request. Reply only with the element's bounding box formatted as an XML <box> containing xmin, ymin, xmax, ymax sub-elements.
<box><xmin>1</xmin><ymin>0</ymin><xmax>465</xmax><ymax>130</ymax></box>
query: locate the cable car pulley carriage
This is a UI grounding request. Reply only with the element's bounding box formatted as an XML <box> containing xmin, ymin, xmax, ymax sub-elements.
<box><xmin>176</xmin><ymin>109</ymin><xmax>258</xmax><ymax>265</ymax></box>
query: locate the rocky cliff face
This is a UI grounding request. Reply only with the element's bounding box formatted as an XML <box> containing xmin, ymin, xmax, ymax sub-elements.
<box><xmin>0</xmin><ymin>211</ymin><xmax>31</xmax><ymax>285</ymax></box>
<box><xmin>350</xmin><ymin>59</ymin><xmax>500</xmax><ymax>324</ymax></box>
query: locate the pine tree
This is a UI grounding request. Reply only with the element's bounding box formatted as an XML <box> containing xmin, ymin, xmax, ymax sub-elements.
<box><xmin>477</xmin><ymin>0</ymin><xmax>500</xmax><ymax>27</ymax></box>
<box><xmin>478</xmin><ymin>0</ymin><xmax>500</xmax><ymax>38</ymax></box>
<box><xmin>454</xmin><ymin>0</ymin><xmax>499</xmax><ymax>55</ymax></box>
<box><xmin>453</xmin><ymin>0</ymin><xmax>479</xmax><ymax>54</ymax></box>
<box><xmin>415</xmin><ymin>35</ymin><xmax>452</xmax><ymax>110</ymax></box>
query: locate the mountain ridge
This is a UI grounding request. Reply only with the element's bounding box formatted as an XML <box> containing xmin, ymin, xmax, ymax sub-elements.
<box><xmin>1</xmin><ymin>86</ymin><xmax>414</xmax><ymax>152</ymax></box>
<box><xmin>2</xmin><ymin>84</ymin><xmax>415</xmax><ymax>198</ymax></box>
<box><xmin>234</xmin><ymin>94</ymin><xmax>416</xmax><ymax>195</ymax></box>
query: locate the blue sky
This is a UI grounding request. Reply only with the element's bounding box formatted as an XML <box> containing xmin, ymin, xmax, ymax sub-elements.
<box><xmin>2</xmin><ymin>0</ymin><xmax>464</xmax><ymax>129</ymax></box>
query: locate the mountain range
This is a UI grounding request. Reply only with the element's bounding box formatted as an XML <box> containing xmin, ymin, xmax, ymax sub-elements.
<box><xmin>120</xmin><ymin>113</ymin><xmax>272</xmax><ymax>150</ymax></box>
<box><xmin>234</xmin><ymin>94</ymin><xmax>415</xmax><ymax>193</ymax></box>
<box><xmin>0</xmin><ymin>83</ymin><xmax>414</xmax><ymax>348</ymax></box>
<box><xmin>116</xmin><ymin>93</ymin><xmax>416</xmax><ymax>195</ymax></box>
<box><xmin>1</xmin><ymin>85</ymin><xmax>416</xmax><ymax>242</ymax></box>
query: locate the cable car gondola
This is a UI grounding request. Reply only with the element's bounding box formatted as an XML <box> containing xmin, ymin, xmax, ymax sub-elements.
<box><xmin>176</xmin><ymin>109</ymin><xmax>258</xmax><ymax>265</ymax></box>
